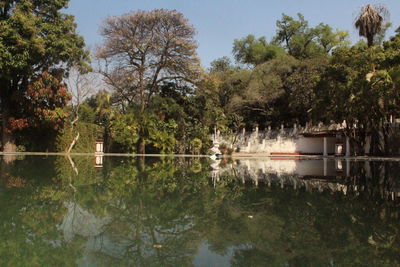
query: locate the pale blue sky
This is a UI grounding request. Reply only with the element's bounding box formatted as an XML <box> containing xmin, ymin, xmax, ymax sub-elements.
<box><xmin>66</xmin><ymin>0</ymin><xmax>400</xmax><ymax>67</ymax></box>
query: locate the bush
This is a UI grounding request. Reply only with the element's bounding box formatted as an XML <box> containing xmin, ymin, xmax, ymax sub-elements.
<box><xmin>56</xmin><ymin>122</ymin><xmax>103</xmax><ymax>153</ymax></box>
<box><xmin>109</xmin><ymin>113</ymin><xmax>139</xmax><ymax>153</ymax></box>
<box><xmin>78</xmin><ymin>104</ymin><xmax>96</xmax><ymax>123</ymax></box>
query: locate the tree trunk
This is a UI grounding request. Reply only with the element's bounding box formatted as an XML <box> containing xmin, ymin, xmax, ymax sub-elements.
<box><xmin>137</xmin><ymin>137</ymin><xmax>145</xmax><ymax>154</ymax></box>
<box><xmin>367</xmin><ymin>33</ymin><xmax>374</xmax><ymax>48</ymax></box>
<box><xmin>67</xmin><ymin>132</ymin><xmax>80</xmax><ymax>153</ymax></box>
<box><xmin>67</xmin><ymin>113</ymin><xmax>80</xmax><ymax>153</ymax></box>
<box><xmin>1</xmin><ymin>100</ymin><xmax>16</xmax><ymax>152</ymax></box>
<box><xmin>137</xmin><ymin>156</ymin><xmax>145</xmax><ymax>172</ymax></box>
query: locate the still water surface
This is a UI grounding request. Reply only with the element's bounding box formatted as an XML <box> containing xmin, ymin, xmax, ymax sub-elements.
<box><xmin>1</xmin><ymin>155</ymin><xmax>400</xmax><ymax>266</ymax></box>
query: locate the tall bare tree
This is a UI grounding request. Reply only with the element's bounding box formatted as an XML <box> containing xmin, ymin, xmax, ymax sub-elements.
<box><xmin>96</xmin><ymin>9</ymin><xmax>201</xmax><ymax>111</ymax></box>
<box><xmin>96</xmin><ymin>9</ymin><xmax>202</xmax><ymax>153</ymax></box>
<box><xmin>355</xmin><ymin>4</ymin><xmax>389</xmax><ymax>47</ymax></box>
<box><xmin>65</xmin><ymin>68</ymin><xmax>100</xmax><ymax>153</ymax></box>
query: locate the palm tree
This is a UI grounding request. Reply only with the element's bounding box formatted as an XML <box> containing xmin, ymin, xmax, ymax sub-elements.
<box><xmin>355</xmin><ymin>4</ymin><xmax>388</xmax><ymax>47</ymax></box>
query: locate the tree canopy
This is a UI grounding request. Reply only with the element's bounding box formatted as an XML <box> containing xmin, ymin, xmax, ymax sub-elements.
<box><xmin>233</xmin><ymin>35</ymin><xmax>285</xmax><ymax>65</ymax></box>
<box><xmin>0</xmin><ymin>0</ymin><xmax>89</xmax><ymax>151</ymax></box>
<box><xmin>96</xmin><ymin>9</ymin><xmax>201</xmax><ymax>112</ymax></box>
<box><xmin>273</xmin><ymin>13</ymin><xmax>349</xmax><ymax>58</ymax></box>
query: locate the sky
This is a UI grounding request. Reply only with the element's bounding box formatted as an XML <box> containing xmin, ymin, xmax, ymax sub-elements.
<box><xmin>66</xmin><ymin>0</ymin><xmax>400</xmax><ymax>68</ymax></box>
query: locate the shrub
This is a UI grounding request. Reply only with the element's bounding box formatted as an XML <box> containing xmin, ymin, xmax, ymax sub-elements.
<box><xmin>56</xmin><ymin>122</ymin><xmax>103</xmax><ymax>153</ymax></box>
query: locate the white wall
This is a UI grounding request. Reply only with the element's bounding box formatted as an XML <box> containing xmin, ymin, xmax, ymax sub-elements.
<box><xmin>295</xmin><ymin>137</ymin><xmax>336</xmax><ymax>154</ymax></box>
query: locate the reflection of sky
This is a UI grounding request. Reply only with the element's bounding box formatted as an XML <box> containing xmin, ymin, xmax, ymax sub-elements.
<box><xmin>59</xmin><ymin>202</ymin><xmax>112</xmax><ymax>242</ymax></box>
<box><xmin>78</xmin><ymin>235</ymin><xmax>132</xmax><ymax>266</ymax></box>
<box><xmin>193</xmin><ymin>242</ymin><xmax>234</xmax><ymax>267</ymax></box>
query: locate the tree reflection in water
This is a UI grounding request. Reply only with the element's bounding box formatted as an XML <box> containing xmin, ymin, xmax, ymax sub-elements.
<box><xmin>0</xmin><ymin>156</ymin><xmax>400</xmax><ymax>266</ymax></box>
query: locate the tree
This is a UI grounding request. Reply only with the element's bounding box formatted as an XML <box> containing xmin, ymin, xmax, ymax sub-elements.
<box><xmin>96</xmin><ymin>9</ymin><xmax>202</xmax><ymax>153</ymax></box>
<box><xmin>209</xmin><ymin>56</ymin><xmax>234</xmax><ymax>72</ymax></box>
<box><xmin>384</xmin><ymin>27</ymin><xmax>400</xmax><ymax>86</ymax></box>
<box><xmin>84</xmin><ymin>90</ymin><xmax>115</xmax><ymax>152</ymax></box>
<box><xmin>273</xmin><ymin>13</ymin><xmax>349</xmax><ymax>58</ymax></box>
<box><xmin>313</xmin><ymin>45</ymin><xmax>398</xmax><ymax>155</ymax></box>
<box><xmin>196</xmin><ymin>67</ymin><xmax>250</xmax><ymax>134</ymax></box>
<box><xmin>231</xmin><ymin>57</ymin><xmax>289</xmax><ymax>113</ymax></box>
<box><xmin>64</xmin><ymin>68</ymin><xmax>101</xmax><ymax>152</ymax></box>
<box><xmin>11</xmin><ymin>72</ymin><xmax>71</xmax><ymax>151</ymax></box>
<box><xmin>232</xmin><ymin>35</ymin><xmax>284</xmax><ymax>66</ymax></box>
<box><xmin>314</xmin><ymin>23</ymin><xmax>350</xmax><ymax>54</ymax></box>
<box><xmin>0</xmin><ymin>0</ymin><xmax>89</xmax><ymax>151</ymax></box>
<box><xmin>273</xmin><ymin>13</ymin><xmax>308</xmax><ymax>56</ymax></box>
<box><xmin>67</xmin><ymin>68</ymin><xmax>100</xmax><ymax>110</ymax></box>
<box><xmin>285</xmin><ymin>57</ymin><xmax>328</xmax><ymax>124</ymax></box>
<box><xmin>85</xmin><ymin>89</ymin><xmax>114</xmax><ymax>125</ymax></box>
<box><xmin>355</xmin><ymin>4</ymin><xmax>389</xmax><ymax>47</ymax></box>
<box><xmin>229</xmin><ymin>55</ymin><xmax>299</xmax><ymax>126</ymax></box>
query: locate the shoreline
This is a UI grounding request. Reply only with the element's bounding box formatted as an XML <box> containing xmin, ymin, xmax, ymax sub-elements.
<box><xmin>1</xmin><ymin>152</ymin><xmax>400</xmax><ymax>161</ymax></box>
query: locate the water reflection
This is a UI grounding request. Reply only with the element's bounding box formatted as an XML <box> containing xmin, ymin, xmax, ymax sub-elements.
<box><xmin>213</xmin><ymin>158</ymin><xmax>400</xmax><ymax>202</ymax></box>
<box><xmin>0</xmin><ymin>156</ymin><xmax>400</xmax><ymax>266</ymax></box>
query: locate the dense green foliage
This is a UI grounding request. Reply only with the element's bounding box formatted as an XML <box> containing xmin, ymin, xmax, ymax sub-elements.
<box><xmin>200</xmin><ymin>11</ymin><xmax>400</xmax><ymax>155</ymax></box>
<box><xmin>0</xmin><ymin>0</ymin><xmax>89</xmax><ymax>151</ymax></box>
<box><xmin>2</xmin><ymin>5</ymin><xmax>400</xmax><ymax>155</ymax></box>
<box><xmin>233</xmin><ymin>35</ymin><xmax>285</xmax><ymax>65</ymax></box>
<box><xmin>56</xmin><ymin>122</ymin><xmax>102</xmax><ymax>153</ymax></box>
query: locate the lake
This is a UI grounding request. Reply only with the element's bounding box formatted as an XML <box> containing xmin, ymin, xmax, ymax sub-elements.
<box><xmin>1</xmin><ymin>155</ymin><xmax>400</xmax><ymax>266</ymax></box>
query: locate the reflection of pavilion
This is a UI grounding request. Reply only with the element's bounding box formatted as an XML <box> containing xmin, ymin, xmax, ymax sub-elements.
<box><xmin>211</xmin><ymin>159</ymin><xmax>400</xmax><ymax>201</ymax></box>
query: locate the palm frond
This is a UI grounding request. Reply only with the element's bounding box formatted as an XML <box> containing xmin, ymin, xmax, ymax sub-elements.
<box><xmin>355</xmin><ymin>4</ymin><xmax>389</xmax><ymax>46</ymax></box>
